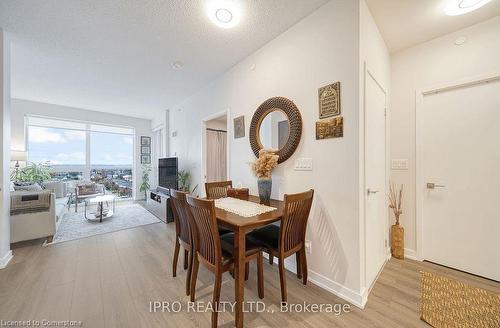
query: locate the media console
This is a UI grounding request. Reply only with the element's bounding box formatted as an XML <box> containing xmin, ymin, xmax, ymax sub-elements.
<box><xmin>145</xmin><ymin>188</ymin><xmax>174</xmax><ymax>223</ymax></box>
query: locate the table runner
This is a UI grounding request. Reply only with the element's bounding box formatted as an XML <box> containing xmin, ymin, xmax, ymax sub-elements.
<box><xmin>215</xmin><ymin>197</ymin><xmax>276</xmax><ymax>218</ymax></box>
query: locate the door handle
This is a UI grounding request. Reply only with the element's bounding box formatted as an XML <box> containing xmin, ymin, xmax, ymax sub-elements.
<box><xmin>367</xmin><ymin>188</ymin><xmax>379</xmax><ymax>195</ymax></box>
<box><xmin>426</xmin><ymin>183</ymin><xmax>445</xmax><ymax>189</ymax></box>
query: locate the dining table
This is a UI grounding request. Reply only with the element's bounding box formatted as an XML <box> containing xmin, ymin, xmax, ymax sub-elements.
<box><xmin>207</xmin><ymin>195</ymin><xmax>284</xmax><ymax>328</ymax></box>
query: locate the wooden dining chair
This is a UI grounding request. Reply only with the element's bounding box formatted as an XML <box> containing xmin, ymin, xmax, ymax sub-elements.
<box><xmin>205</xmin><ymin>180</ymin><xmax>232</xmax><ymax>199</ymax></box>
<box><xmin>185</xmin><ymin>195</ymin><xmax>264</xmax><ymax>328</ymax></box>
<box><xmin>205</xmin><ymin>181</ymin><xmax>234</xmax><ymax>236</ymax></box>
<box><xmin>248</xmin><ymin>189</ymin><xmax>314</xmax><ymax>303</ymax></box>
<box><xmin>170</xmin><ymin>189</ymin><xmax>194</xmax><ymax>296</ymax></box>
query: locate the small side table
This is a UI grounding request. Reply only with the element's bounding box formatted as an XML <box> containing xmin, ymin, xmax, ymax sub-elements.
<box><xmin>84</xmin><ymin>195</ymin><xmax>116</xmax><ymax>223</ymax></box>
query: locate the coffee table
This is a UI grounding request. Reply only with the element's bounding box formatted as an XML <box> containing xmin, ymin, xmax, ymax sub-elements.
<box><xmin>84</xmin><ymin>195</ymin><xmax>116</xmax><ymax>222</ymax></box>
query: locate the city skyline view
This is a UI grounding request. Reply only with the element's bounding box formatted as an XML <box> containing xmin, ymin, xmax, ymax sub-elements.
<box><xmin>27</xmin><ymin>125</ymin><xmax>135</xmax><ymax>198</ymax></box>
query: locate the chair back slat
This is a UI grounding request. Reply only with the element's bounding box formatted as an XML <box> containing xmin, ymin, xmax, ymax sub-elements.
<box><xmin>186</xmin><ymin>195</ymin><xmax>221</xmax><ymax>267</ymax></box>
<box><xmin>280</xmin><ymin>190</ymin><xmax>314</xmax><ymax>254</ymax></box>
<box><xmin>170</xmin><ymin>189</ymin><xmax>192</xmax><ymax>245</ymax></box>
<box><xmin>205</xmin><ymin>181</ymin><xmax>232</xmax><ymax>199</ymax></box>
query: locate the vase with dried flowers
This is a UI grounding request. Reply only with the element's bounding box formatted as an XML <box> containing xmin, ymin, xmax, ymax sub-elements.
<box><xmin>251</xmin><ymin>149</ymin><xmax>279</xmax><ymax>203</ymax></box>
<box><xmin>389</xmin><ymin>182</ymin><xmax>404</xmax><ymax>259</ymax></box>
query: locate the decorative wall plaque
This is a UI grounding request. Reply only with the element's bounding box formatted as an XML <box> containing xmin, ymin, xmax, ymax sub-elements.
<box><xmin>316</xmin><ymin>116</ymin><xmax>343</xmax><ymax>139</ymax></box>
<box><xmin>233</xmin><ymin>116</ymin><xmax>245</xmax><ymax>139</ymax></box>
<box><xmin>318</xmin><ymin>82</ymin><xmax>341</xmax><ymax>118</ymax></box>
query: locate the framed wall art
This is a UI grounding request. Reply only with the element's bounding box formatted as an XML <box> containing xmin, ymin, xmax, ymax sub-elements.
<box><xmin>140</xmin><ymin>136</ymin><xmax>152</xmax><ymax>164</ymax></box>
<box><xmin>141</xmin><ymin>136</ymin><xmax>151</xmax><ymax>147</ymax></box>
<box><xmin>234</xmin><ymin>116</ymin><xmax>245</xmax><ymax>139</ymax></box>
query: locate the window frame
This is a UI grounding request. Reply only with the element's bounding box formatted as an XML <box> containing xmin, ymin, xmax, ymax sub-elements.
<box><xmin>25</xmin><ymin>115</ymin><xmax>136</xmax><ymax>199</ymax></box>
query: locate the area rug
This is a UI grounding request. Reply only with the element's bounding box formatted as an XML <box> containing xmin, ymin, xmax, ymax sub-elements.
<box><xmin>420</xmin><ymin>271</ymin><xmax>500</xmax><ymax>328</ymax></box>
<box><xmin>52</xmin><ymin>203</ymin><xmax>161</xmax><ymax>244</ymax></box>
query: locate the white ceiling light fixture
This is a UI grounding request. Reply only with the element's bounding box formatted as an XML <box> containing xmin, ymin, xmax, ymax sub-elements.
<box><xmin>207</xmin><ymin>0</ymin><xmax>241</xmax><ymax>28</ymax></box>
<box><xmin>171</xmin><ymin>61</ymin><xmax>184</xmax><ymax>70</ymax></box>
<box><xmin>444</xmin><ymin>0</ymin><xmax>492</xmax><ymax>16</ymax></box>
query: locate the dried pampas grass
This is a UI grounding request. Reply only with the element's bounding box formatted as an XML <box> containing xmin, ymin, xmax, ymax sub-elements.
<box><xmin>251</xmin><ymin>149</ymin><xmax>279</xmax><ymax>179</ymax></box>
<box><xmin>389</xmin><ymin>182</ymin><xmax>403</xmax><ymax>225</ymax></box>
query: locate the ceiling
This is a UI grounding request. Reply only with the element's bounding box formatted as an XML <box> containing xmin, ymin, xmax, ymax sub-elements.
<box><xmin>0</xmin><ymin>0</ymin><xmax>329</xmax><ymax>119</ymax></box>
<box><xmin>366</xmin><ymin>0</ymin><xmax>500</xmax><ymax>53</ymax></box>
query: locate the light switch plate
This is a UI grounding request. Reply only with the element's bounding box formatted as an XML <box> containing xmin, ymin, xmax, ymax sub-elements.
<box><xmin>391</xmin><ymin>158</ymin><xmax>409</xmax><ymax>170</ymax></box>
<box><xmin>294</xmin><ymin>158</ymin><xmax>313</xmax><ymax>171</ymax></box>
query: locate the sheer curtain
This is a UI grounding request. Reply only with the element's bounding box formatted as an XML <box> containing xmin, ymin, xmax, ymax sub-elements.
<box><xmin>206</xmin><ymin>129</ymin><xmax>227</xmax><ymax>182</ymax></box>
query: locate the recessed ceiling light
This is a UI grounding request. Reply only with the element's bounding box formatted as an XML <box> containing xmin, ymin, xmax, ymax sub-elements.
<box><xmin>207</xmin><ymin>0</ymin><xmax>241</xmax><ymax>28</ymax></box>
<box><xmin>215</xmin><ymin>8</ymin><xmax>233</xmax><ymax>23</ymax></box>
<box><xmin>171</xmin><ymin>61</ymin><xmax>184</xmax><ymax>70</ymax></box>
<box><xmin>444</xmin><ymin>0</ymin><xmax>491</xmax><ymax>16</ymax></box>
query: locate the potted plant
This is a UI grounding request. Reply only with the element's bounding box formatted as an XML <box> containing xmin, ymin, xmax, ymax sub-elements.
<box><xmin>177</xmin><ymin>170</ymin><xmax>191</xmax><ymax>192</ymax></box>
<box><xmin>251</xmin><ymin>149</ymin><xmax>279</xmax><ymax>203</ymax></box>
<box><xmin>11</xmin><ymin>162</ymin><xmax>54</xmax><ymax>183</ymax></box>
<box><xmin>389</xmin><ymin>182</ymin><xmax>404</xmax><ymax>259</ymax></box>
<box><xmin>139</xmin><ymin>164</ymin><xmax>151</xmax><ymax>199</ymax></box>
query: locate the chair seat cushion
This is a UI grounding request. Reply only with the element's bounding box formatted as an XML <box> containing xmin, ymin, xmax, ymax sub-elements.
<box><xmin>218</xmin><ymin>227</ymin><xmax>232</xmax><ymax>236</ymax></box>
<box><xmin>220</xmin><ymin>233</ymin><xmax>262</xmax><ymax>257</ymax></box>
<box><xmin>247</xmin><ymin>224</ymin><xmax>280</xmax><ymax>250</ymax></box>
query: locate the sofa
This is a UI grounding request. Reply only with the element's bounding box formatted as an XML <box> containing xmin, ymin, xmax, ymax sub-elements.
<box><xmin>10</xmin><ymin>181</ymin><xmax>69</xmax><ymax>243</ymax></box>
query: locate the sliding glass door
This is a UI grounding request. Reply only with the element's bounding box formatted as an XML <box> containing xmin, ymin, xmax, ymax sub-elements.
<box><xmin>27</xmin><ymin>116</ymin><xmax>135</xmax><ymax>199</ymax></box>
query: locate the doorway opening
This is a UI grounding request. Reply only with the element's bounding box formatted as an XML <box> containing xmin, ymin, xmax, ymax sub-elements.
<box><xmin>202</xmin><ymin>112</ymin><xmax>229</xmax><ymax>193</ymax></box>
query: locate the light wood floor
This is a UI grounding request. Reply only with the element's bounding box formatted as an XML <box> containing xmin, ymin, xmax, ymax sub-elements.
<box><xmin>1</xmin><ymin>221</ymin><xmax>498</xmax><ymax>328</ymax></box>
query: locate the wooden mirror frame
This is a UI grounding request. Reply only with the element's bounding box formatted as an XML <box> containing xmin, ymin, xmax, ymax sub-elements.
<box><xmin>249</xmin><ymin>97</ymin><xmax>302</xmax><ymax>164</ymax></box>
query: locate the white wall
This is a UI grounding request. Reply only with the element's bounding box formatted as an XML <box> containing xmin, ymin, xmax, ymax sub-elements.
<box><xmin>0</xmin><ymin>29</ymin><xmax>12</xmax><ymax>268</ymax></box>
<box><xmin>169</xmin><ymin>0</ymin><xmax>365</xmax><ymax>305</ymax></box>
<box><xmin>390</xmin><ymin>17</ymin><xmax>500</xmax><ymax>257</ymax></box>
<box><xmin>11</xmin><ymin>99</ymin><xmax>152</xmax><ymax>200</ymax></box>
<box><xmin>358</xmin><ymin>0</ymin><xmax>391</xmax><ymax>295</ymax></box>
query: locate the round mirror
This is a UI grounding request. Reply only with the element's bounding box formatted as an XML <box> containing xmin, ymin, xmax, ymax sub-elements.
<box><xmin>249</xmin><ymin>97</ymin><xmax>302</xmax><ymax>164</ymax></box>
<box><xmin>258</xmin><ymin>110</ymin><xmax>290</xmax><ymax>150</ymax></box>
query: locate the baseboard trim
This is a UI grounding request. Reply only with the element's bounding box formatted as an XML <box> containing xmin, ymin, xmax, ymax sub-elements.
<box><xmin>0</xmin><ymin>250</ymin><xmax>13</xmax><ymax>269</ymax></box>
<box><xmin>263</xmin><ymin>253</ymin><xmax>366</xmax><ymax>309</ymax></box>
<box><xmin>404</xmin><ymin>248</ymin><xmax>421</xmax><ymax>261</ymax></box>
<box><xmin>308</xmin><ymin>269</ymin><xmax>366</xmax><ymax>309</ymax></box>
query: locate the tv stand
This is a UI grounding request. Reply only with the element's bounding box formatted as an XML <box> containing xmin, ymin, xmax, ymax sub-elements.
<box><xmin>145</xmin><ymin>188</ymin><xmax>174</xmax><ymax>223</ymax></box>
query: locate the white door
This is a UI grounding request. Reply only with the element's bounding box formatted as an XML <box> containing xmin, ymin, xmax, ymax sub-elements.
<box><xmin>420</xmin><ymin>78</ymin><xmax>500</xmax><ymax>281</ymax></box>
<box><xmin>365</xmin><ymin>72</ymin><xmax>387</xmax><ymax>287</ymax></box>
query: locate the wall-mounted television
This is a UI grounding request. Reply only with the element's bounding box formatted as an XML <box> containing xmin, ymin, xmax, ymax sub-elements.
<box><xmin>158</xmin><ymin>157</ymin><xmax>178</xmax><ymax>192</ymax></box>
